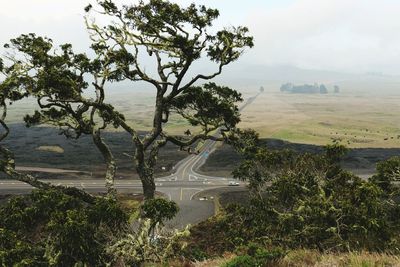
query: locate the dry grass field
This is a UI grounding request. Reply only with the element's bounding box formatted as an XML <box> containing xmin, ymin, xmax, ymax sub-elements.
<box><xmin>6</xmin><ymin>82</ymin><xmax>400</xmax><ymax>177</ymax></box>
<box><xmin>239</xmin><ymin>90</ymin><xmax>400</xmax><ymax>148</ymax></box>
<box><xmin>9</xmin><ymin>82</ymin><xmax>400</xmax><ymax>149</ymax></box>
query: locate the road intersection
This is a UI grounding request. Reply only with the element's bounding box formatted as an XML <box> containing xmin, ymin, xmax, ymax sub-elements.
<box><xmin>0</xmin><ymin>93</ymin><xmax>260</xmax><ymax>227</ymax></box>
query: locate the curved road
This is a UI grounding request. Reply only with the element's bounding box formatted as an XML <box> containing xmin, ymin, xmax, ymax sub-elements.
<box><xmin>0</xmin><ymin>93</ymin><xmax>261</xmax><ymax>228</ymax></box>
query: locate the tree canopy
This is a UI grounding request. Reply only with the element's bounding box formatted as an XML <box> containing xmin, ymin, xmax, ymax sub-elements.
<box><xmin>0</xmin><ymin>0</ymin><xmax>253</xmax><ymax>199</ymax></box>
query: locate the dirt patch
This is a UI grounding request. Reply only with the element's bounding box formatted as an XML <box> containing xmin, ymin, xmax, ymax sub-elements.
<box><xmin>36</xmin><ymin>145</ymin><xmax>64</xmax><ymax>154</ymax></box>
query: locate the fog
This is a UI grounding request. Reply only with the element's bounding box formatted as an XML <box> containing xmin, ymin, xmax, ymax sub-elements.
<box><xmin>1</xmin><ymin>0</ymin><xmax>400</xmax><ymax>87</ymax></box>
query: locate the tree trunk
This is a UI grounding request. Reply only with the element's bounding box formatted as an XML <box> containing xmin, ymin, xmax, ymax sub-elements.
<box><xmin>141</xmin><ymin>175</ymin><xmax>156</xmax><ymax>200</ymax></box>
<box><xmin>105</xmin><ymin>161</ymin><xmax>117</xmax><ymax>196</ymax></box>
<box><xmin>92</xmin><ymin>129</ymin><xmax>117</xmax><ymax>197</ymax></box>
<box><xmin>135</xmin><ymin>146</ymin><xmax>156</xmax><ymax>199</ymax></box>
<box><xmin>137</xmin><ymin>166</ymin><xmax>156</xmax><ymax>199</ymax></box>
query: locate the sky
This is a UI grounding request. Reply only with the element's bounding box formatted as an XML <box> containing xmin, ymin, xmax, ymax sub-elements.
<box><xmin>1</xmin><ymin>0</ymin><xmax>400</xmax><ymax>75</ymax></box>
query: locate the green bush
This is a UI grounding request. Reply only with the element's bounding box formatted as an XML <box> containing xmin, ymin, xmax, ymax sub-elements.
<box><xmin>0</xmin><ymin>189</ymin><xmax>129</xmax><ymax>266</ymax></box>
<box><xmin>212</xmin><ymin>144</ymin><xmax>400</xmax><ymax>253</ymax></box>
<box><xmin>249</xmin><ymin>245</ymin><xmax>285</xmax><ymax>263</ymax></box>
<box><xmin>107</xmin><ymin>219</ymin><xmax>190</xmax><ymax>266</ymax></box>
<box><xmin>182</xmin><ymin>245</ymin><xmax>209</xmax><ymax>261</ymax></box>
<box><xmin>224</xmin><ymin>255</ymin><xmax>257</xmax><ymax>267</ymax></box>
<box><xmin>224</xmin><ymin>246</ymin><xmax>285</xmax><ymax>267</ymax></box>
<box><xmin>370</xmin><ymin>156</ymin><xmax>400</xmax><ymax>193</ymax></box>
<box><xmin>0</xmin><ymin>228</ymin><xmax>47</xmax><ymax>266</ymax></box>
<box><xmin>141</xmin><ymin>198</ymin><xmax>179</xmax><ymax>229</ymax></box>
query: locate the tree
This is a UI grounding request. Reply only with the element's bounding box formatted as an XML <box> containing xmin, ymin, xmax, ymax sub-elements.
<box><xmin>370</xmin><ymin>156</ymin><xmax>400</xmax><ymax>193</ymax></box>
<box><xmin>141</xmin><ymin>198</ymin><xmax>179</xmax><ymax>230</ymax></box>
<box><xmin>0</xmin><ymin>57</ymin><xmax>97</xmax><ymax>203</ymax></box>
<box><xmin>319</xmin><ymin>84</ymin><xmax>328</xmax><ymax>94</ymax></box>
<box><xmin>280</xmin><ymin>83</ymin><xmax>293</xmax><ymax>92</ymax></box>
<box><xmin>3</xmin><ymin>0</ymin><xmax>253</xmax><ymax>199</ymax></box>
<box><xmin>2</xmin><ymin>34</ymin><xmax>120</xmax><ymax>199</ymax></box>
<box><xmin>83</xmin><ymin>0</ymin><xmax>253</xmax><ymax>199</ymax></box>
<box><xmin>229</xmin><ymin>145</ymin><xmax>400</xmax><ymax>251</ymax></box>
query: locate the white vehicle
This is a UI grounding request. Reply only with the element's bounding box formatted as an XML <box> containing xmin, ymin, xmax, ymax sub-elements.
<box><xmin>228</xmin><ymin>181</ymin><xmax>240</xmax><ymax>186</ymax></box>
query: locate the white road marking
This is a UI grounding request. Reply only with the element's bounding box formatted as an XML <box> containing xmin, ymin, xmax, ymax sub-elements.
<box><xmin>189</xmin><ymin>189</ymin><xmax>204</xmax><ymax>200</ymax></box>
<box><xmin>189</xmin><ymin>174</ymin><xmax>198</xmax><ymax>181</ymax></box>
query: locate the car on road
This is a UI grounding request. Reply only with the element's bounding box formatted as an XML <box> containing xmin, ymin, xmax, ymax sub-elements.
<box><xmin>228</xmin><ymin>181</ymin><xmax>240</xmax><ymax>186</ymax></box>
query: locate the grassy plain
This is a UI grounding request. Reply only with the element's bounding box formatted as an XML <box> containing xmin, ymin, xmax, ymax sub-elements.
<box><xmin>6</xmin><ymin>82</ymin><xmax>400</xmax><ymax>177</ymax></box>
<box><xmin>9</xmin><ymin>83</ymin><xmax>400</xmax><ymax>149</ymax></box>
<box><xmin>239</xmin><ymin>90</ymin><xmax>400</xmax><ymax>148</ymax></box>
<box><xmin>102</xmin><ymin>86</ymin><xmax>400</xmax><ymax>148</ymax></box>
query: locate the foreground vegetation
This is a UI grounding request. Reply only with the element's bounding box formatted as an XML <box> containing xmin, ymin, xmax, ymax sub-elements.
<box><xmin>178</xmin><ymin>133</ymin><xmax>400</xmax><ymax>266</ymax></box>
<box><xmin>2</xmin><ymin>137</ymin><xmax>400</xmax><ymax>266</ymax></box>
<box><xmin>180</xmin><ymin>250</ymin><xmax>400</xmax><ymax>267</ymax></box>
<box><xmin>0</xmin><ymin>190</ymin><xmax>184</xmax><ymax>266</ymax></box>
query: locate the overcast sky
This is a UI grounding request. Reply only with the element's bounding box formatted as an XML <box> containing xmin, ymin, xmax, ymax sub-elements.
<box><xmin>1</xmin><ymin>0</ymin><xmax>400</xmax><ymax>75</ymax></box>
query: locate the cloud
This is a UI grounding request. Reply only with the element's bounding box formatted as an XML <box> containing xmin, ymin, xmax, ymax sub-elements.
<box><xmin>1</xmin><ymin>0</ymin><xmax>399</xmax><ymax>75</ymax></box>
<box><xmin>0</xmin><ymin>0</ymin><xmax>90</xmax><ymax>52</ymax></box>
<box><xmin>245</xmin><ymin>0</ymin><xmax>400</xmax><ymax>74</ymax></box>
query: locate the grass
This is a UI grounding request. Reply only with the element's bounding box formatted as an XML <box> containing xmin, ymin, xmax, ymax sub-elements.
<box><xmin>117</xmin><ymin>194</ymin><xmax>141</xmax><ymax>212</ymax></box>
<box><xmin>170</xmin><ymin>250</ymin><xmax>400</xmax><ymax>267</ymax></box>
<box><xmin>10</xmin><ymin>84</ymin><xmax>400</xmax><ymax>148</ymax></box>
<box><xmin>7</xmin><ymin>85</ymin><xmax>400</xmax><ymax>150</ymax></box>
<box><xmin>116</xmin><ymin>193</ymin><xmax>142</xmax><ymax>222</ymax></box>
<box><xmin>239</xmin><ymin>91</ymin><xmax>400</xmax><ymax>148</ymax></box>
<box><xmin>280</xmin><ymin>250</ymin><xmax>400</xmax><ymax>267</ymax></box>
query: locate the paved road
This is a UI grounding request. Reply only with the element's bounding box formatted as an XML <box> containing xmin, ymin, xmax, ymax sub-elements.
<box><xmin>0</xmin><ymin>93</ymin><xmax>261</xmax><ymax>228</ymax></box>
<box><xmin>154</xmin><ymin>94</ymin><xmax>261</xmax><ymax>227</ymax></box>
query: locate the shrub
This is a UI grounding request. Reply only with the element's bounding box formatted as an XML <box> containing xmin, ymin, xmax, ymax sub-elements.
<box><xmin>0</xmin><ymin>228</ymin><xmax>47</xmax><ymax>266</ymax></box>
<box><xmin>0</xmin><ymin>189</ymin><xmax>129</xmax><ymax>266</ymax></box>
<box><xmin>217</xmin><ymin>145</ymin><xmax>400</xmax><ymax>252</ymax></box>
<box><xmin>107</xmin><ymin>219</ymin><xmax>190</xmax><ymax>266</ymax></box>
<box><xmin>182</xmin><ymin>245</ymin><xmax>209</xmax><ymax>261</ymax></box>
<box><xmin>224</xmin><ymin>246</ymin><xmax>285</xmax><ymax>267</ymax></box>
<box><xmin>370</xmin><ymin>156</ymin><xmax>400</xmax><ymax>193</ymax></box>
<box><xmin>224</xmin><ymin>255</ymin><xmax>257</xmax><ymax>267</ymax></box>
<box><xmin>141</xmin><ymin>198</ymin><xmax>179</xmax><ymax>229</ymax></box>
<box><xmin>250</xmin><ymin>246</ymin><xmax>285</xmax><ymax>264</ymax></box>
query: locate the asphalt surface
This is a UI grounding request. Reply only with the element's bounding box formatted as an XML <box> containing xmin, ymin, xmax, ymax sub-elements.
<box><xmin>0</xmin><ymin>93</ymin><xmax>260</xmax><ymax>228</ymax></box>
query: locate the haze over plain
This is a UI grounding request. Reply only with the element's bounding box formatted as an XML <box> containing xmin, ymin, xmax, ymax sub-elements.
<box><xmin>1</xmin><ymin>0</ymin><xmax>400</xmax><ymax>147</ymax></box>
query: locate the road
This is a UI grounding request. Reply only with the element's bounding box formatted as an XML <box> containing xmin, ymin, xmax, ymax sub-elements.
<box><xmin>154</xmin><ymin>93</ymin><xmax>261</xmax><ymax>227</ymax></box>
<box><xmin>0</xmin><ymin>93</ymin><xmax>261</xmax><ymax>228</ymax></box>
